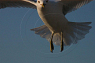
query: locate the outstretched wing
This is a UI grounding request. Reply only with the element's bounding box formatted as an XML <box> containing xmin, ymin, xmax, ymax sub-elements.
<box><xmin>60</xmin><ymin>0</ymin><xmax>93</xmax><ymax>15</ymax></box>
<box><xmin>0</xmin><ymin>0</ymin><xmax>37</xmax><ymax>9</ymax></box>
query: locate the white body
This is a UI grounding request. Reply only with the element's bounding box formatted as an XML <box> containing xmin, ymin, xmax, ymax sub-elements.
<box><xmin>0</xmin><ymin>0</ymin><xmax>92</xmax><ymax>46</ymax></box>
<box><xmin>37</xmin><ymin>2</ymin><xmax>68</xmax><ymax>33</ymax></box>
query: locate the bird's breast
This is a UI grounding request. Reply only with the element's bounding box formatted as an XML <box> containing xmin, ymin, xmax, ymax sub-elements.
<box><xmin>37</xmin><ymin>2</ymin><xmax>68</xmax><ymax>33</ymax></box>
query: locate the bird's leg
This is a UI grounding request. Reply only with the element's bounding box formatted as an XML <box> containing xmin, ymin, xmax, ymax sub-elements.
<box><xmin>61</xmin><ymin>32</ymin><xmax>64</xmax><ymax>52</ymax></box>
<box><xmin>50</xmin><ymin>32</ymin><xmax>54</xmax><ymax>53</ymax></box>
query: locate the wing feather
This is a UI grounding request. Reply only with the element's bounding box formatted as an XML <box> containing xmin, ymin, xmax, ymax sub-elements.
<box><xmin>0</xmin><ymin>0</ymin><xmax>37</xmax><ymax>9</ymax></box>
<box><xmin>60</xmin><ymin>0</ymin><xmax>93</xmax><ymax>15</ymax></box>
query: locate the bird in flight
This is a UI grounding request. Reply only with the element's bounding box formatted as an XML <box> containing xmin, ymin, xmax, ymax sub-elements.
<box><xmin>0</xmin><ymin>0</ymin><xmax>93</xmax><ymax>53</ymax></box>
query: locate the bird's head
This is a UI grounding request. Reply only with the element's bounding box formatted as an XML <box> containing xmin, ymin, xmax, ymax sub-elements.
<box><xmin>37</xmin><ymin>0</ymin><xmax>48</xmax><ymax>8</ymax></box>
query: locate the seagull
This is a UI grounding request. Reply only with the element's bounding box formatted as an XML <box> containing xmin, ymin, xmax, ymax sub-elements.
<box><xmin>0</xmin><ymin>0</ymin><xmax>93</xmax><ymax>52</ymax></box>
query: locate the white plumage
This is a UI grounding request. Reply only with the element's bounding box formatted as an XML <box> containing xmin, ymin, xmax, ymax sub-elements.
<box><xmin>0</xmin><ymin>0</ymin><xmax>92</xmax><ymax>52</ymax></box>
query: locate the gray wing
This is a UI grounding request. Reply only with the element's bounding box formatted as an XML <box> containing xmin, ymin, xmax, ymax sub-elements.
<box><xmin>60</xmin><ymin>0</ymin><xmax>93</xmax><ymax>15</ymax></box>
<box><xmin>0</xmin><ymin>0</ymin><xmax>37</xmax><ymax>9</ymax></box>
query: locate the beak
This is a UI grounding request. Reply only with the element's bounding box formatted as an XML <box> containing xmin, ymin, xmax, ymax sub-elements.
<box><xmin>40</xmin><ymin>3</ymin><xmax>46</xmax><ymax>8</ymax></box>
<box><xmin>42</xmin><ymin>4</ymin><xmax>44</xmax><ymax>8</ymax></box>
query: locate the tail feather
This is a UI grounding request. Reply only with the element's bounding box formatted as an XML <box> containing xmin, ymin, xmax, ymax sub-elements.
<box><xmin>68</xmin><ymin>22</ymin><xmax>92</xmax><ymax>26</ymax></box>
<box><xmin>67</xmin><ymin>22</ymin><xmax>92</xmax><ymax>43</ymax></box>
<box><xmin>63</xmin><ymin>33</ymin><xmax>73</xmax><ymax>45</ymax></box>
<box><xmin>66</xmin><ymin>31</ymin><xmax>78</xmax><ymax>44</ymax></box>
<box><xmin>52</xmin><ymin>33</ymin><xmax>61</xmax><ymax>45</ymax></box>
<box><xmin>31</xmin><ymin>25</ymin><xmax>47</xmax><ymax>34</ymax></box>
<box><xmin>31</xmin><ymin>25</ymin><xmax>62</xmax><ymax>45</ymax></box>
<box><xmin>31</xmin><ymin>22</ymin><xmax>92</xmax><ymax>46</ymax></box>
<box><xmin>31</xmin><ymin>25</ymin><xmax>51</xmax><ymax>38</ymax></box>
<box><xmin>69</xmin><ymin>22</ymin><xmax>92</xmax><ymax>31</ymax></box>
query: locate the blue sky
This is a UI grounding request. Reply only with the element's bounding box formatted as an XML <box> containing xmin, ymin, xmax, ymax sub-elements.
<box><xmin>0</xmin><ymin>1</ymin><xmax>95</xmax><ymax>63</ymax></box>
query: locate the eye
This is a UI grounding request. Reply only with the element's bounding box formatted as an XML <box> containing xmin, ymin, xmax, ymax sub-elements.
<box><xmin>38</xmin><ymin>1</ymin><xmax>40</xmax><ymax>3</ymax></box>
